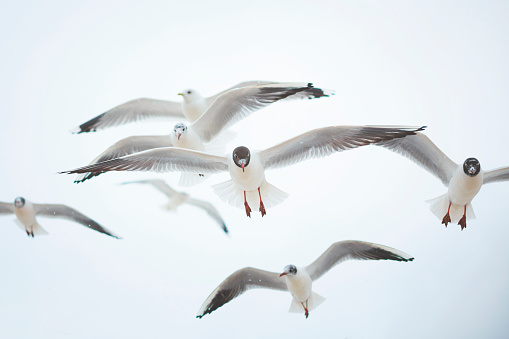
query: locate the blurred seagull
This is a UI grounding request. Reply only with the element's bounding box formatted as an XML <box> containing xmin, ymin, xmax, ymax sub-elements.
<box><xmin>71</xmin><ymin>81</ymin><xmax>334</xmax><ymax>133</ymax></box>
<box><xmin>61</xmin><ymin>125</ymin><xmax>425</xmax><ymax>217</ymax></box>
<box><xmin>0</xmin><ymin>197</ymin><xmax>120</xmax><ymax>238</ymax></box>
<box><xmin>121</xmin><ymin>179</ymin><xmax>229</xmax><ymax>235</ymax></box>
<box><xmin>196</xmin><ymin>240</ymin><xmax>414</xmax><ymax>319</ymax></box>
<box><xmin>73</xmin><ymin>82</ymin><xmax>332</xmax><ymax>186</ymax></box>
<box><xmin>378</xmin><ymin>132</ymin><xmax>509</xmax><ymax>229</ymax></box>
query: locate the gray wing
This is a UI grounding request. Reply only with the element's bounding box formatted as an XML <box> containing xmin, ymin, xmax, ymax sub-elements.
<box><xmin>60</xmin><ymin>148</ymin><xmax>229</xmax><ymax>177</ymax></box>
<box><xmin>121</xmin><ymin>179</ymin><xmax>181</xmax><ymax>199</ymax></box>
<box><xmin>305</xmin><ymin>240</ymin><xmax>414</xmax><ymax>281</ymax></box>
<box><xmin>186</xmin><ymin>198</ymin><xmax>229</xmax><ymax>234</ymax></box>
<box><xmin>71</xmin><ymin>98</ymin><xmax>184</xmax><ymax>133</ymax></box>
<box><xmin>196</xmin><ymin>267</ymin><xmax>287</xmax><ymax>318</ymax></box>
<box><xmin>34</xmin><ymin>204</ymin><xmax>120</xmax><ymax>238</ymax></box>
<box><xmin>0</xmin><ymin>202</ymin><xmax>14</xmax><ymax>215</ymax></box>
<box><xmin>259</xmin><ymin>125</ymin><xmax>426</xmax><ymax>170</ymax></box>
<box><xmin>192</xmin><ymin>83</ymin><xmax>331</xmax><ymax>143</ymax></box>
<box><xmin>376</xmin><ymin>132</ymin><xmax>458</xmax><ymax>186</ymax></box>
<box><xmin>483</xmin><ymin>167</ymin><xmax>509</xmax><ymax>184</ymax></box>
<box><xmin>75</xmin><ymin>135</ymin><xmax>173</xmax><ymax>183</ymax></box>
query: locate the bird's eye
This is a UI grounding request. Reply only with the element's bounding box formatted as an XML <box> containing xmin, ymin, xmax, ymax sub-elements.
<box><xmin>187</xmin><ymin>91</ymin><xmax>192</xmax><ymax>94</ymax></box>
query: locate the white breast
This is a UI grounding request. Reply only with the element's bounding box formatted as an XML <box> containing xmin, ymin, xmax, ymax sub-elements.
<box><xmin>448</xmin><ymin>167</ymin><xmax>484</xmax><ymax>206</ymax></box>
<box><xmin>227</xmin><ymin>152</ymin><xmax>266</xmax><ymax>192</ymax></box>
<box><xmin>170</xmin><ymin>128</ymin><xmax>205</xmax><ymax>152</ymax></box>
<box><xmin>14</xmin><ymin>201</ymin><xmax>37</xmax><ymax>227</ymax></box>
<box><xmin>182</xmin><ymin>100</ymin><xmax>208</xmax><ymax>122</ymax></box>
<box><xmin>284</xmin><ymin>269</ymin><xmax>312</xmax><ymax>302</ymax></box>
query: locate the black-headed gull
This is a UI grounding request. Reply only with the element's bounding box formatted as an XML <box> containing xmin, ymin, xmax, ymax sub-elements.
<box><xmin>71</xmin><ymin>81</ymin><xmax>334</xmax><ymax>133</ymax></box>
<box><xmin>378</xmin><ymin>132</ymin><xmax>509</xmax><ymax>229</ymax></box>
<box><xmin>0</xmin><ymin>197</ymin><xmax>120</xmax><ymax>238</ymax></box>
<box><xmin>61</xmin><ymin>125</ymin><xmax>425</xmax><ymax>217</ymax></box>
<box><xmin>121</xmin><ymin>179</ymin><xmax>229</xmax><ymax>235</ymax></box>
<box><xmin>74</xmin><ymin>82</ymin><xmax>332</xmax><ymax>186</ymax></box>
<box><xmin>196</xmin><ymin>240</ymin><xmax>413</xmax><ymax>318</ymax></box>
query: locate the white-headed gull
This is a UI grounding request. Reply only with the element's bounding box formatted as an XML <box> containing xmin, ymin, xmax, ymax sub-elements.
<box><xmin>61</xmin><ymin>125</ymin><xmax>425</xmax><ymax>217</ymax></box>
<box><xmin>378</xmin><ymin>132</ymin><xmax>509</xmax><ymax>229</ymax></box>
<box><xmin>74</xmin><ymin>82</ymin><xmax>332</xmax><ymax>186</ymax></box>
<box><xmin>121</xmin><ymin>179</ymin><xmax>229</xmax><ymax>235</ymax></box>
<box><xmin>71</xmin><ymin>81</ymin><xmax>334</xmax><ymax>133</ymax></box>
<box><xmin>196</xmin><ymin>240</ymin><xmax>413</xmax><ymax>318</ymax></box>
<box><xmin>0</xmin><ymin>197</ymin><xmax>120</xmax><ymax>238</ymax></box>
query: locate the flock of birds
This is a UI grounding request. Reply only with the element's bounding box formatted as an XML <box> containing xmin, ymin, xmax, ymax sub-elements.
<box><xmin>2</xmin><ymin>80</ymin><xmax>508</xmax><ymax>319</ymax></box>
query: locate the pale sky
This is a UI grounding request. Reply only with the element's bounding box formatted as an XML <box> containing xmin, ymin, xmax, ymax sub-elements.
<box><xmin>1</xmin><ymin>1</ymin><xmax>509</xmax><ymax>338</ymax></box>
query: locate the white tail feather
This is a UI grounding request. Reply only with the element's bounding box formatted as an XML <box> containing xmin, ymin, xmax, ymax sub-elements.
<box><xmin>426</xmin><ymin>194</ymin><xmax>476</xmax><ymax>223</ymax></box>
<box><xmin>15</xmin><ymin>219</ymin><xmax>48</xmax><ymax>236</ymax></box>
<box><xmin>212</xmin><ymin>179</ymin><xmax>288</xmax><ymax>211</ymax></box>
<box><xmin>178</xmin><ymin>173</ymin><xmax>207</xmax><ymax>187</ymax></box>
<box><xmin>288</xmin><ymin>292</ymin><xmax>326</xmax><ymax>314</ymax></box>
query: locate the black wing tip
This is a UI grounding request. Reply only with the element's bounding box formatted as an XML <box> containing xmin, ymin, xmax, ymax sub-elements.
<box><xmin>72</xmin><ymin>113</ymin><xmax>106</xmax><ymax>134</ymax></box>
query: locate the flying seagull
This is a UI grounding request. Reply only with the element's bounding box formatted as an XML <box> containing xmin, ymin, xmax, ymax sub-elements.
<box><xmin>61</xmin><ymin>125</ymin><xmax>425</xmax><ymax>217</ymax></box>
<box><xmin>73</xmin><ymin>82</ymin><xmax>332</xmax><ymax>186</ymax></box>
<box><xmin>0</xmin><ymin>197</ymin><xmax>120</xmax><ymax>238</ymax></box>
<box><xmin>71</xmin><ymin>81</ymin><xmax>334</xmax><ymax>133</ymax></box>
<box><xmin>196</xmin><ymin>240</ymin><xmax>414</xmax><ymax>319</ymax></box>
<box><xmin>121</xmin><ymin>179</ymin><xmax>229</xmax><ymax>235</ymax></box>
<box><xmin>377</xmin><ymin>132</ymin><xmax>509</xmax><ymax>229</ymax></box>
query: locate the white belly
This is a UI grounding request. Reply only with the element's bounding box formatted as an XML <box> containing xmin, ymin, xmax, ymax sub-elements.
<box><xmin>14</xmin><ymin>203</ymin><xmax>37</xmax><ymax>227</ymax></box>
<box><xmin>448</xmin><ymin>168</ymin><xmax>483</xmax><ymax>206</ymax></box>
<box><xmin>285</xmin><ymin>271</ymin><xmax>312</xmax><ymax>302</ymax></box>
<box><xmin>228</xmin><ymin>153</ymin><xmax>265</xmax><ymax>192</ymax></box>
<box><xmin>182</xmin><ymin>101</ymin><xmax>208</xmax><ymax>122</ymax></box>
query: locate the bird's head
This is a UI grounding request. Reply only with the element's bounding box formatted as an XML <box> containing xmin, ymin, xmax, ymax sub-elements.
<box><xmin>279</xmin><ymin>264</ymin><xmax>297</xmax><ymax>278</ymax></box>
<box><xmin>177</xmin><ymin>89</ymin><xmax>202</xmax><ymax>103</ymax></box>
<box><xmin>173</xmin><ymin>123</ymin><xmax>188</xmax><ymax>140</ymax></box>
<box><xmin>463</xmin><ymin>158</ymin><xmax>481</xmax><ymax>177</ymax></box>
<box><xmin>233</xmin><ymin>146</ymin><xmax>250</xmax><ymax>172</ymax></box>
<box><xmin>14</xmin><ymin>197</ymin><xmax>25</xmax><ymax>208</ymax></box>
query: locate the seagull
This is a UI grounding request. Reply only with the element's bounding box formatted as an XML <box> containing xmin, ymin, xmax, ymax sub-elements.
<box><xmin>121</xmin><ymin>179</ymin><xmax>229</xmax><ymax>235</ymax></box>
<box><xmin>71</xmin><ymin>81</ymin><xmax>334</xmax><ymax>133</ymax></box>
<box><xmin>0</xmin><ymin>197</ymin><xmax>120</xmax><ymax>238</ymax></box>
<box><xmin>73</xmin><ymin>82</ymin><xmax>333</xmax><ymax>185</ymax></box>
<box><xmin>61</xmin><ymin>125</ymin><xmax>425</xmax><ymax>217</ymax></box>
<box><xmin>196</xmin><ymin>240</ymin><xmax>414</xmax><ymax>319</ymax></box>
<box><xmin>377</xmin><ymin>132</ymin><xmax>509</xmax><ymax>229</ymax></box>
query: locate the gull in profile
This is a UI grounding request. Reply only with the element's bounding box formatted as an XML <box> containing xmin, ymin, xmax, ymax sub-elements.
<box><xmin>378</xmin><ymin>132</ymin><xmax>509</xmax><ymax>229</ymax></box>
<box><xmin>196</xmin><ymin>240</ymin><xmax>414</xmax><ymax>319</ymax></box>
<box><xmin>61</xmin><ymin>125</ymin><xmax>425</xmax><ymax>217</ymax></box>
<box><xmin>0</xmin><ymin>197</ymin><xmax>120</xmax><ymax>238</ymax></box>
<box><xmin>71</xmin><ymin>81</ymin><xmax>333</xmax><ymax>133</ymax></box>
<box><xmin>73</xmin><ymin>82</ymin><xmax>333</xmax><ymax>186</ymax></box>
<box><xmin>121</xmin><ymin>179</ymin><xmax>228</xmax><ymax>235</ymax></box>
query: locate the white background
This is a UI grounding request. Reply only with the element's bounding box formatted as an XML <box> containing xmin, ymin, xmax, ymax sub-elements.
<box><xmin>1</xmin><ymin>1</ymin><xmax>508</xmax><ymax>338</ymax></box>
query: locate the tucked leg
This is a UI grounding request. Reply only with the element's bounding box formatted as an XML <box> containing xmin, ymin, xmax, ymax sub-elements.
<box><xmin>258</xmin><ymin>187</ymin><xmax>266</xmax><ymax>217</ymax></box>
<box><xmin>442</xmin><ymin>202</ymin><xmax>452</xmax><ymax>226</ymax></box>
<box><xmin>458</xmin><ymin>205</ymin><xmax>467</xmax><ymax>230</ymax></box>
<box><xmin>243</xmin><ymin>191</ymin><xmax>251</xmax><ymax>218</ymax></box>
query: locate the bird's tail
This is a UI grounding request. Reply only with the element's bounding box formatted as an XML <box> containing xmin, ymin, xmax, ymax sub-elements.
<box><xmin>15</xmin><ymin>219</ymin><xmax>48</xmax><ymax>236</ymax></box>
<box><xmin>212</xmin><ymin>179</ymin><xmax>288</xmax><ymax>211</ymax></box>
<box><xmin>288</xmin><ymin>292</ymin><xmax>326</xmax><ymax>314</ymax></box>
<box><xmin>178</xmin><ymin>173</ymin><xmax>207</xmax><ymax>187</ymax></box>
<box><xmin>426</xmin><ymin>193</ymin><xmax>476</xmax><ymax>223</ymax></box>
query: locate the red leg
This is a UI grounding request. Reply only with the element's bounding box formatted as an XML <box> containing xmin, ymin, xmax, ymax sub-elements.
<box><xmin>243</xmin><ymin>191</ymin><xmax>251</xmax><ymax>218</ymax></box>
<box><xmin>303</xmin><ymin>300</ymin><xmax>309</xmax><ymax>319</ymax></box>
<box><xmin>258</xmin><ymin>187</ymin><xmax>266</xmax><ymax>217</ymax></box>
<box><xmin>458</xmin><ymin>205</ymin><xmax>467</xmax><ymax>230</ymax></box>
<box><xmin>442</xmin><ymin>202</ymin><xmax>452</xmax><ymax>227</ymax></box>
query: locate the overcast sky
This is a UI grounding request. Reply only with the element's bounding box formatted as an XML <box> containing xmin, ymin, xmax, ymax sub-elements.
<box><xmin>1</xmin><ymin>1</ymin><xmax>509</xmax><ymax>338</ymax></box>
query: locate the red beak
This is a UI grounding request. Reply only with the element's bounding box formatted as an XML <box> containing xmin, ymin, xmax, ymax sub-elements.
<box><xmin>241</xmin><ymin>163</ymin><xmax>245</xmax><ymax>172</ymax></box>
<box><xmin>279</xmin><ymin>272</ymin><xmax>287</xmax><ymax>278</ymax></box>
<box><xmin>178</xmin><ymin>133</ymin><xmax>181</xmax><ymax>140</ymax></box>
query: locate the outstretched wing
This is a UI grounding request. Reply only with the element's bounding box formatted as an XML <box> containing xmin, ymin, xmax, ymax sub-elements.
<box><xmin>34</xmin><ymin>204</ymin><xmax>120</xmax><ymax>238</ymax></box>
<box><xmin>192</xmin><ymin>83</ymin><xmax>332</xmax><ymax>143</ymax></box>
<box><xmin>0</xmin><ymin>202</ymin><xmax>14</xmax><ymax>215</ymax></box>
<box><xmin>305</xmin><ymin>240</ymin><xmax>414</xmax><ymax>281</ymax></box>
<box><xmin>483</xmin><ymin>167</ymin><xmax>509</xmax><ymax>184</ymax></box>
<box><xmin>75</xmin><ymin>135</ymin><xmax>173</xmax><ymax>183</ymax></box>
<box><xmin>186</xmin><ymin>198</ymin><xmax>229</xmax><ymax>234</ymax></box>
<box><xmin>121</xmin><ymin>179</ymin><xmax>182</xmax><ymax>199</ymax></box>
<box><xmin>259</xmin><ymin>125</ymin><xmax>425</xmax><ymax>170</ymax></box>
<box><xmin>196</xmin><ymin>267</ymin><xmax>287</xmax><ymax>318</ymax></box>
<box><xmin>71</xmin><ymin>98</ymin><xmax>184</xmax><ymax>133</ymax></box>
<box><xmin>60</xmin><ymin>148</ymin><xmax>229</xmax><ymax>176</ymax></box>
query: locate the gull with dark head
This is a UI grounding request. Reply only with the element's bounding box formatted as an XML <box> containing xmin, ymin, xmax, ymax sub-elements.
<box><xmin>377</xmin><ymin>132</ymin><xmax>509</xmax><ymax>229</ymax></box>
<box><xmin>71</xmin><ymin>80</ymin><xmax>334</xmax><ymax>133</ymax></box>
<box><xmin>73</xmin><ymin>82</ymin><xmax>332</xmax><ymax>186</ymax></box>
<box><xmin>121</xmin><ymin>179</ymin><xmax>229</xmax><ymax>235</ymax></box>
<box><xmin>61</xmin><ymin>125</ymin><xmax>425</xmax><ymax>217</ymax></box>
<box><xmin>196</xmin><ymin>240</ymin><xmax>414</xmax><ymax>318</ymax></box>
<box><xmin>0</xmin><ymin>197</ymin><xmax>120</xmax><ymax>238</ymax></box>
